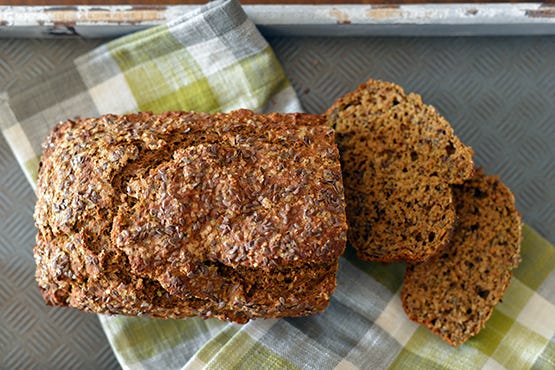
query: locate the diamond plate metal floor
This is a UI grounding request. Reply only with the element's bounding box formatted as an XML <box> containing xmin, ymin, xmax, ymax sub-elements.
<box><xmin>0</xmin><ymin>39</ymin><xmax>120</xmax><ymax>370</ymax></box>
<box><xmin>1</xmin><ymin>35</ymin><xmax>554</xmax><ymax>369</ymax></box>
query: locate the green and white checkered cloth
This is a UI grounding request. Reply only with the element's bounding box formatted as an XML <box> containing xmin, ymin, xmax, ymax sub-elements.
<box><xmin>1</xmin><ymin>1</ymin><xmax>554</xmax><ymax>369</ymax></box>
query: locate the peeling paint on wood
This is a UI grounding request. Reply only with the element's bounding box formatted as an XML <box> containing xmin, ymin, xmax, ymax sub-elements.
<box><xmin>44</xmin><ymin>6</ymin><xmax>169</xmax><ymax>25</ymax></box>
<box><xmin>525</xmin><ymin>5</ymin><xmax>555</xmax><ymax>18</ymax></box>
<box><xmin>465</xmin><ymin>7</ymin><xmax>479</xmax><ymax>16</ymax></box>
<box><xmin>0</xmin><ymin>5</ymin><xmax>190</xmax><ymax>28</ymax></box>
<box><xmin>329</xmin><ymin>8</ymin><xmax>351</xmax><ymax>24</ymax></box>
<box><xmin>366</xmin><ymin>5</ymin><xmax>402</xmax><ymax>20</ymax></box>
<box><xmin>0</xmin><ymin>4</ymin><xmax>555</xmax><ymax>38</ymax></box>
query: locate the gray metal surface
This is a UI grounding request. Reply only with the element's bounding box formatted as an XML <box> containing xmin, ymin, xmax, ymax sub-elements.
<box><xmin>1</xmin><ymin>35</ymin><xmax>554</xmax><ymax>369</ymax></box>
<box><xmin>0</xmin><ymin>38</ymin><xmax>120</xmax><ymax>370</ymax></box>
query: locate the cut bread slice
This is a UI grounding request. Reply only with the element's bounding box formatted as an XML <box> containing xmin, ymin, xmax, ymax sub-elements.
<box><xmin>401</xmin><ymin>169</ymin><xmax>522</xmax><ymax>346</ymax></box>
<box><xmin>326</xmin><ymin>79</ymin><xmax>474</xmax><ymax>262</ymax></box>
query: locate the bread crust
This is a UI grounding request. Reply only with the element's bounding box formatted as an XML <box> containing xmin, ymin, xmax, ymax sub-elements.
<box><xmin>34</xmin><ymin>109</ymin><xmax>347</xmax><ymax>323</ymax></box>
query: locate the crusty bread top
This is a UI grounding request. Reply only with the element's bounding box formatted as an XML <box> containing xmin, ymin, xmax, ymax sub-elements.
<box><xmin>36</xmin><ymin>110</ymin><xmax>347</xmax><ymax>271</ymax></box>
<box><xmin>401</xmin><ymin>169</ymin><xmax>522</xmax><ymax>346</ymax></box>
<box><xmin>326</xmin><ymin>79</ymin><xmax>475</xmax><ymax>262</ymax></box>
<box><xmin>34</xmin><ymin>110</ymin><xmax>347</xmax><ymax>320</ymax></box>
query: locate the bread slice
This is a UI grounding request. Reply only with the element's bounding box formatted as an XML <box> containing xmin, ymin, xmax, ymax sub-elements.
<box><xmin>326</xmin><ymin>79</ymin><xmax>474</xmax><ymax>262</ymax></box>
<box><xmin>34</xmin><ymin>110</ymin><xmax>347</xmax><ymax>323</ymax></box>
<box><xmin>401</xmin><ymin>169</ymin><xmax>522</xmax><ymax>346</ymax></box>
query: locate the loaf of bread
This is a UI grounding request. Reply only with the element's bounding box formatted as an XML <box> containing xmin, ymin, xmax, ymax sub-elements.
<box><xmin>326</xmin><ymin>79</ymin><xmax>474</xmax><ymax>262</ymax></box>
<box><xmin>34</xmin><ymin>109</ymin><xmax>347</xmax><ymax>323</ymax></box>
<box><xmin>401</xmin><ymin>169</ymin><xmax>521</xmax><ymax>346</ymax></box>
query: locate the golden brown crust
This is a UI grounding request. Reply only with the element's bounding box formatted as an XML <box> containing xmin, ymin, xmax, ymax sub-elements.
<box><xmin>326</xmin><ymin>79</ymin><xmax>474</xmax><ymax>262</ymax></box>
<box><xmin>401</xmin><ymin>169</ymin><xmax>522</xmax><ymax>346</ymax></box>
<box><xmin>34</xmin><ymin>109</ymin><xmax>347</xmax><ymax>323</ymax></box>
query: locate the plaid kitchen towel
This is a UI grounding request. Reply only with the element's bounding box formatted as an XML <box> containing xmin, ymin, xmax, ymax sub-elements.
<box><xmin>1</xmin><ymin>0</ymin><xmax>555</xmax><ymax>369</ymax></box>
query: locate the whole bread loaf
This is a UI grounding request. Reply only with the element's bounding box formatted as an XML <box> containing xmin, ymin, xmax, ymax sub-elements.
<box><xmin>326</xmin><ymin>79</ymin><xmax>474</xmax><ymax>262</ymax></box>
<box><xmin>34</xmin><ymin>109</ymin><xmax>347</xmax><ymax>323</ymax></box>
<box><xmin>401</xmin><ymin>169</ymin><xmax>522</xmax><ymax>346</ymax></box>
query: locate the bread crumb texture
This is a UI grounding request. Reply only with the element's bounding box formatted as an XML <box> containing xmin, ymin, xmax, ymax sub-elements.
<box><xmin>34</xmin><ymin>109</ymin><xmax>347</xmax><ymax>323</ymax></box>
<box><xmin>401</xmin><ymin>169</ymin><xmax>522</xmax><ymax>346</ymax></box>
<box><xmin>326</xmin><ymin>79</ymin><xmax>474</xmax><ymax>262</ymax></box>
